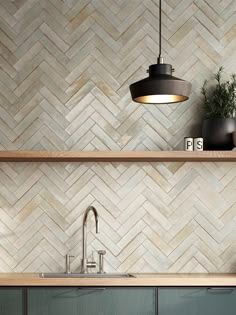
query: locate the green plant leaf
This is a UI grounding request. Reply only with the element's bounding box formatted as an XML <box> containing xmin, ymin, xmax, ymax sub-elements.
<box><xmin>201</xmin><ymin>67</ymin><xmax>236</xmax><ymax>119</ymax></box>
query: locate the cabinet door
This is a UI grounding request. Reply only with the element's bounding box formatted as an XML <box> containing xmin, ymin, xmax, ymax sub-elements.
<box><xmin>0</xmin><ymin>288</ymin><xmax>23</xmax><ymax>315</ymax></box>
<box><xmin>159</xmin><ymin>287</ymin><xmax>236</xmax><ymax>315</ymax></box>
<box><xmin>28</xmin><ymin>287</ymin><xmax>156</xmax><ymax>315</ymax></box>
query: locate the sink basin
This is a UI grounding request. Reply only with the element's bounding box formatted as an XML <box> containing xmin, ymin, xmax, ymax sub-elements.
<box><xmin>40</xmin><ymin>273</ymin><xmax>135</xmax><ymax>278</ymax></box>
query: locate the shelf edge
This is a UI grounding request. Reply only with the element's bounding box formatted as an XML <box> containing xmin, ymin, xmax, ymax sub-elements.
<box><xmin>0</xmin><ymin>151</ymin><xmax>235</xmax><ymax>162</ymax></box>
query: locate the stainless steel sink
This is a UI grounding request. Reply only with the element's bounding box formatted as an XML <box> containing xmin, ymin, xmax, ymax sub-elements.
<box><xmin>40</xmin><ymin>273</ymin><xmax>135</xmax><ymax>278</ymax></box>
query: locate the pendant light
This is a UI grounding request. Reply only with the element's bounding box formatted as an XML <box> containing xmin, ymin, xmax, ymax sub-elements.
<box><xmin>129</xmin><ymin>0</ymin><xmax>192</xmax><ymax>104</ymax></box>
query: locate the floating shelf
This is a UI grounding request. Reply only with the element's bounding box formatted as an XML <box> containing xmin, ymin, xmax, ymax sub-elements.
<box><xmin>0</xmin><ymin>151</ymin><xmax>235</xmax><ymax>162</ymax></box>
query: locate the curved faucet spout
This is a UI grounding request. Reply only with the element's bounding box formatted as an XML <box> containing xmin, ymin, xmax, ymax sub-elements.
<box><xmin>83</xmin><ymin>206</ymin><xmax>99</xmax><ymax>233</ymax></box>
<box><xmin>81</xmin><ymin>206</ymin><xmax>100</xmax><ymax>273</ymax></box>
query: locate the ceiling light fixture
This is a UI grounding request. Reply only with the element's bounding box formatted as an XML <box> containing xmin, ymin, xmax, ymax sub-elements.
<box><xmin>129</xmin><ymin>0</ymin><xmax>192</xmax><ymax>104</ymax></box>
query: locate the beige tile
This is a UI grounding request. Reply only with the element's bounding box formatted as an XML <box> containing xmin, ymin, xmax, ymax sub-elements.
<box><xmin>0</xmin><ymin>0</ymin><xmax>235</xmax><ymax>273</ymax></box>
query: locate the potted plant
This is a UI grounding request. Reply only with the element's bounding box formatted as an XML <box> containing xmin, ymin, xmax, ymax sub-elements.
<box><xmin>201</xmin><ymin>67</ymin><xmax>236</xmax><ymax>150</ymax></box>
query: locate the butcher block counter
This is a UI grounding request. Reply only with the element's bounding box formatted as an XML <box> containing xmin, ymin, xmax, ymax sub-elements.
<box><xmin>0</xmin><ymin>273</ymin><xmax>236</xmax><ymax>286</ymax></box>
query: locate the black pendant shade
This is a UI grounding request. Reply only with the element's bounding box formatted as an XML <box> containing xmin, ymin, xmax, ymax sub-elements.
<box><xmin>130</xmin><ymin>64</ymin><xmax>192</xmax><ymax>104</ymax></box>
<box><xmin>129</xmin><ymin>0</ymin><xmax>192</xmax><ymax>104</ymax></box>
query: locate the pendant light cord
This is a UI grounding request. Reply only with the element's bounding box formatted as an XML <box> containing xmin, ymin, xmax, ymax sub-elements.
<box><xmin>159</xmin><ymin>0</ymin><xmax>161</xmax><ymax>57</ymax></box>
<box><xmin>158</xmin><ymin>0</ymin><xmax>163</xmax><ymax>64</ymax></box>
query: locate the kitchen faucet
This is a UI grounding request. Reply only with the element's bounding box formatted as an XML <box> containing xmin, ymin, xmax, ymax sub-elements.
<box><xmin>81</xmin><ymin>206</ymin><xmax>100</xmax><ymax>273</ymax></box>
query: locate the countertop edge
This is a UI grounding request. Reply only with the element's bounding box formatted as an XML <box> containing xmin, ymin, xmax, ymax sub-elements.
<box><xmin>1</xmin><ymin>274</ymin><xmax>236</xmax><ymax>286</ymax></box>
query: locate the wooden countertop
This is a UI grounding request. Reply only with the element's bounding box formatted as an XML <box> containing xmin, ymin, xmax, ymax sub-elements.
<box><xmin>1</xmin><ymin>274</ymin><xmax>236</xmax><ymax>287</ymax></box>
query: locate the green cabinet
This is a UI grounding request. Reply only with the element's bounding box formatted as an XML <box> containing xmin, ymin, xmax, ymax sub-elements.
<box><xmin>28</xmin><ymin>287</ymin><xmax>156</xmax><ymax>315</ymax></box>
<box><xmin>3</xmin><ymin>285</ymin><xmax>236</xmax><ymax>315</ymax></box>
<box><xmin>0</xmin><ymin>288</ymin><xmax>23</xmax><ymax>315</ymax></box>
<box><xmin>158</xmin><ymin>288</ymin><xmax>236</xmax><ymax>315</ymax></box>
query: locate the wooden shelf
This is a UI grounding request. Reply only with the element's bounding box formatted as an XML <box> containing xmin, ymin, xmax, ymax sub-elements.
<box><xmin>0</xmin><ymin>151</ymin><xmax>235</xmax><ymax>162</ymax></box>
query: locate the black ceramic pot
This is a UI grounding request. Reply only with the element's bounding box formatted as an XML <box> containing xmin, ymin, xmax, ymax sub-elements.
<box><xmin>202</xmin><ymin>118</ymin><xmax>236</xmax><ymax>150</ymax></box>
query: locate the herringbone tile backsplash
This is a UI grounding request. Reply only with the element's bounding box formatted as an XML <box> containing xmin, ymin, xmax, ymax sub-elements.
<box><xmin>0</xmin><ymin>0</ymin><xmax>236</xmax><ymax>273</ymax></box>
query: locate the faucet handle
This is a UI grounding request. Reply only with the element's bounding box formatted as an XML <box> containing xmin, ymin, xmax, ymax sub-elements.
<box><xmin>98</xmin><ymin>250</ymin><xmax>106</xmax><ymax>274</ymax></box>
<box><xmin>65</xmin><ymin>254</ymin><xmax>74</xmax><ymax>274</ymax></box>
